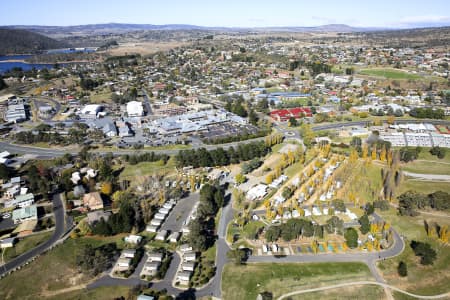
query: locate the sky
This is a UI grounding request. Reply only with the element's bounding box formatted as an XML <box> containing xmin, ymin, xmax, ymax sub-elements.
<box><xmin>1</xmin><ymin>0</ymin><xmax>450</xmax><ymax>28</ymax></box>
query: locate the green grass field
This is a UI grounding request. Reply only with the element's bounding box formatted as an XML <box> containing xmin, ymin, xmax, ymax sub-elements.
<box><xmin>397</xmin><ymin>180</ymin><xmax>450</xmax><ymax>196</ymax></box>
<box><xmin>46</xmin><ymin>285</ymin><xmax>131</xmax><ymax>300</ymax></box>
<box><xmin>359</xmin><ymin>68</ymin><xmax>422</xmax><ymax>80</ymax></box>
<box><xmin>2</xmin><ymin>231</ymin><xmax>53</xmax><ymax>263</ymax></box>
<box><xmin>221</xmin><ymin>262</ymin><xmax>373</xmax><ymax>300</ymax></box>
<box><xmin>119</xmin><ymin>158</ymin><xmax>177</xmax><ymax>179</ymax></box>
<box><xmin>402</xmin><ymin>160</ymin><xmax>450</xmax><ymax>175</ymax></box>
<box><xmin>377</xmin><ymin>208</ymin><xmax>450</xmax><ymax>295</ymax></box>
<box><xmin>289</xmin><ymin>284</ymin><xmax>385</xmax><ymax>300</ymax></box>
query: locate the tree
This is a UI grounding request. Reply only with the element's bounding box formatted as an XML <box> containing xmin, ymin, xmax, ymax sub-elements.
<box><xmin>100</xmin><ymin>182</ymin><xmax>112</xmax><ymax>196</ymax></box>
<box><xmin>0</xmin><ymin>75</ymin><xmax>7</xmax><ymax>90</ymax></box>
<box><xmin>344</xmin><ymin>228</ymin><xmax>358</xmax><ymax>248</ymax></box>
<box><xmin>0</xmin><ymin>164</ymin><xmax>10</xmax><ymax>180</ymax></box>
<box><xmin>410</xmin><ymin>240</ymin><xmax>437</xmax><ymax>265</ymax></box>
<box><xmin>227</xmin><ymin>249</ymin><xmax>247</xmax><ymax>265</ymax></box>
<box><xmin>397</xmin><ymin>261</ymin><xmax>408</xmax><ymax>277</ymax></box>
<box><xmin>359</xmin><ymin>214</ymin><xmax>370</xmax><ymax>234</ymax></box>
<box><xmin>235</xmin><ymin>173</ymin><xmax>246</xmax><ymax>185</ymax></box>
<box><xmin>332</xmin><ymin>199</ymin><xmax>346</xmax><ymax>212</ymax></box>
<box><xmin>288</xmin><ymin>117</ymin><xmax>298</xmax><ymax>127</ymax></box>
<box><xmin>299</xmin><ymin>123</ymin><xmax>315</xmax><ymax>148</ymax></box>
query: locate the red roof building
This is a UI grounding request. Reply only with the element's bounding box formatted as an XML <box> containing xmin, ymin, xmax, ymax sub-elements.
<box><xmin>269</xmin><ymin>107</ymin><xmax>312</xmax><ymax>122</ymax></box>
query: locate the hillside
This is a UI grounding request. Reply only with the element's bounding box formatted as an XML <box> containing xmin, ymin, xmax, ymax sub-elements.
<box><xmin>0</xmin><ymin>28</ymin><xmax>68</xmax><ymax>55</ymax></box>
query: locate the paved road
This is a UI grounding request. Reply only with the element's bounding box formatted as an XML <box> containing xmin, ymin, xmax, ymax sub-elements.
<box><xmin>2</xmin><ymin>120</ymin><xmax>450</xmax><ymax>159</ymax></box>
<box><xmin>0</xmin><ymin>193</ymin><xmax>66</xmax><ymax>277</ymax></box>
<box><xmin>403</xmin><ymin>171</ymin><xmax>450</xmax><ymax>182</ymax></box>
<box><xmin>277</xmin><ymin>281</ymin><xmax>450</xmax><ymax>300</ymax></box>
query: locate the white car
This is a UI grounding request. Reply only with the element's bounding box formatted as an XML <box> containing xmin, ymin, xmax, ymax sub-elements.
<box><xmin>2</xmin><ymin>213</ymin><xmax>11</xmax><ymax>219</ymax></box>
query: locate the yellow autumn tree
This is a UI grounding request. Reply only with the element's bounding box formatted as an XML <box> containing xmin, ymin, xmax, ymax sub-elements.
<box><xmin>439</xmin><ymin>225</ymin><xmax>448</xmax><ymax>243</ymax></box>
<box><xmin>100</xmin><ymin>182</ymin><xmax>112</xmax><ymax>195</ymax></box>
<box><xmin>362</xmin><ymin>144</ymin><xmax>368</xmax><ymax>159</ymax></box>
<box><xmin>371</xmin><ymin>147</ymin><xmax>377</xmax><ymax>160</ymax></box>
<box><xmin>380</xmin><ymin>145</ymin><xmax>386</xmax><ymax>161</ymax></box>
<box><xmin>266</xmin><ymin>173</ymin><xmax>274</xmax><ymax>184</ymax></box>
<box><xmin>349</xmin><ymin>148</ymin><xmax>359</xmax><ymax>163</ymax></box>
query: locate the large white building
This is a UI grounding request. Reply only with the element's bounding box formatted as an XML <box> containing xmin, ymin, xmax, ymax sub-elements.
<box><xmin>126</xmin><ymin>101</ymin><xmax>144</xmax><ymax>117</ymax></box>
<box><xmin>78</xmin><ymin>104</ymin><xmax>103</xmax><ymax>119</ymax></box>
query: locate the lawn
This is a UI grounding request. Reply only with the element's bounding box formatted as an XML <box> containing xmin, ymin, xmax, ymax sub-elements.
<box><xmin>396</xmin><ymin>180</ymin><xmax>450</xmax><ymax>196</ymax></box>
<box><xmin>89</xmin><ymin>90</ymin><xmax>113</xmax><ymax>104</ymax></box>
<box><xmin>2</xmin><ymin>231</ymin><xmax>53</xmax><ymax>263</ymax></box>
<box><xmin>221</xmin><ymin>262</ymin><xmax>373</xmax><ymax>300</ymax></box>
<box><xmin>402</xmin><ymin>160</ymin><xmax>450</xmax><ymax>175</ymax></box>
<box><xmin>377</xmin><ymin>208</ymin><xmax>450</xmax><ymax>295</ymax></box>
<box><xmin>289</xmin><ymin>284</ymin><xmax>385</xmax><ymax>300</ymax></box>
<box><xmin>46</xmin><ymin>285</ymin><xmax>131</xmax><ymax>300</ymax></box>
<box><xmin>119</xmin><ymin>158</ymin><xmax>176</xmax><ymax>179</ymax></box>
<box><xmin>359</xmin><ymin>68</ymin><xmax>422</xmax><ymax>80</ymax></box>
<box><xmin>0</xmin><ymin>235</ymin><xmax>126</xmax><ymax>300</ymax></box>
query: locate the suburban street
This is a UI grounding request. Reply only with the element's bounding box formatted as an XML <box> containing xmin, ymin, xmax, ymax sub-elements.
<box><xmin>2</xmin><ymin>120</ymin><xmax>450</xmax><ymax>159</ymax></box>
<box><xmin>0</xmin><ymin>193</ymin><xmax>67</xmax><ymax>277</ymax></box>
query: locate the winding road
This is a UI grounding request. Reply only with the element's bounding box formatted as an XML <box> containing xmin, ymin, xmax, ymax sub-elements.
<box><xmin>0</xmin><ymin>193</ymin><xmax>68</xmax><ymax>277</ymax></box>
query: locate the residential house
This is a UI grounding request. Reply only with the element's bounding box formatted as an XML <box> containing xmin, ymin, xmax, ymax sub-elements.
<box><xmin>155</xmin><ymin>230</ymin><xmax>168</xmax><ymax>241</ymax></box>
<box><xmin>121</xmin><ymin>249</ymin><xmax>136</xmax><ymax>258</ymax></box>
<box><xmin>0</xmin><ymin>237</ymin><xmax>16</xmax><ymax>248</ymax></box>
<box><xmin>83</xmin><ymin>192</ymin><xmax>104</xmax><ymax>211</ymax></box>
<box><xmin>124</xmin><ymin>234</ymin><xmax>143</xmax><ymax>244</ymax></box>
<box><xmin>5</xmin><ymin>193</ymin><xmax>34</xmax><ymax>208</ymax></box>
<box><xmin>12</xmin><ymin>205</ymin><xmax>37</xmax><ymax>224</ymax></box>
<box><xmin>147</xmin><ymin>252</ymin><xmax>164</xmax><ymax>262</ymax></box>
<box><xmin>183</xmin><ymin>251</ymin><xmax>196</xmax><ymax>262</ymax></box>
<box><xmin>181</xmin><ymin>262</ymin><xmax>195</xmax><ymax>272</ymax></box>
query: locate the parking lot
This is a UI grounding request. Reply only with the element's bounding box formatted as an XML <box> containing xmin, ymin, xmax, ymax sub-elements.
<box><xmin>160</xmin><ymin>192</ymin><xmax>200</xmax><ymax>233</ymax></box>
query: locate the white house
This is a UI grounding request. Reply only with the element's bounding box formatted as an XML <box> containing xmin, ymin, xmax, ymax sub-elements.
<box><xmin>146</xmin><ymin>224</ymin><xmax>159</xmax><ymax>233</ymax></box>
<box><xmin>183</xmin><ymin>251</ymin><xmax>196</xmax><ymax>262</ymax></box>
<box><xmin>150</xmin><ymin>219</ymin><xmax>162</xmax><ymax>226</ymax></box>
<box><xmin>147</xmin><ymin>252</ymin><xmax>164</xmax><ymax>262</ymax></box>
<box><xmin>121</xmin><ymin>249</ymin><xmax>136</xmax><ymax>259</ymax></box>
<box><xmin>124</xmin><ymin>234</ymin><xmax>142</xmax><ymax>244</ymax></box>
<box><xmin>154</xmin><ymin>213</ymin><xmax>166</xmax><ymax>220</ymax></box>
<box><xmin>126</xmin><ymin>101</ymin><xmax>144</xmax><ymax>117</ymax></box>
<box><xmin>116</xmin><ymin>258</ymin><xmax>131</xmax><ymax>270</ymax></box>
<box><xmin>168</xmin><ymin>231</ymin><xmax>181</xmax><ymax>243</ymax></box>
<box><xmin>177</xmin><ymin>271</ymin><xmax>192</xmax><ymax>282</ymax></box>
<box><xmin>0</xmin><ymin>237</ymin><xmax>16</xmax><ymax>248</ymax></box>
<box><xmin>180</xmin><ymin>244</ymin><xmax>193</xmax><ymax>252</ymax></box>
<box><xmin>155</xmin><ymin>230</ymin><xmax>168</xmax><ymax>241</ymax></box>
<box><xmin>181</xmin><ymin>262</ymin><xmax>195</xmax><ymax>272</ymax></box>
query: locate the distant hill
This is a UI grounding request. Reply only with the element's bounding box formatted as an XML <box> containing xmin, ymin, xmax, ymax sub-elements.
<box><xmin>6</xmin><ymin>23</ymin><xmax>384</xmax><ymax>37</ymax></box>
<box><xmin>0</xmin><ymin>28</ymin><xmax>68</xmax><ymax>55</ymax></box>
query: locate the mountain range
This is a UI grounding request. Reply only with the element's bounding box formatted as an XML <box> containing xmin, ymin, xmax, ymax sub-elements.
<box><xmin>4</xmin><ymin>23</ymin><xmax>387</xmax><ymax>36</ymax></box>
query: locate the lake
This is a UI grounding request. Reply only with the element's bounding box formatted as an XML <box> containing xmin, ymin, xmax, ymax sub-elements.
<box><xmin>0</xmin><ymin>61</ymin><xmax>61</xmax><ymax>74</ymax></box>
<box><xmin>0</xmin><ymin>48</ymin><xmax>96</xmax><ymax>74</ymax></box>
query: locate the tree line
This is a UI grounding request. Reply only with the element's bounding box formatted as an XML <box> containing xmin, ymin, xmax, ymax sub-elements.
<box><xmin>398</xmin><ymin>190</ymin><xmax>450</xmax><ymax>216</ymax></box>
<box><xmin>188</xmin><ymin>183</ymin><xmax>224</xmax><ymax>251</ymax></box>
<box><xmin>122</xmin><ymin>152</ymin><xmax>169</xmax><ymax>165</ymax></box>
<box><xmin>409</xmin><ymin>107</ymin><xmax>445</xmax><ymax>119</ymax></box>
<box><xmin>175</xmin><ymin>141</ymin><xmax>270</xmax><ymax>168</ymax></box>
